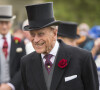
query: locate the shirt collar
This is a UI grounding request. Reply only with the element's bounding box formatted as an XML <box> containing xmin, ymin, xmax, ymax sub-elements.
<box><xmin>0</xmin><ymin>32</ymin><xmax>11</xmax><ymax>39</ymax></box>
<box><xmin>41</xmin><ymin>40</ymin><xmax>59</xmax><ymax>59</ymax></box>
<box><xmin>0</xmin><ymin>34</ymin><xmax>2</xmax><ymax>39</ymax></box>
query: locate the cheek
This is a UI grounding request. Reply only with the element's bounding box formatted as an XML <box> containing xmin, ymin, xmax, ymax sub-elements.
<box><xmin>0</xmin><ymin>26</ymin><xmax>8</xmax><ymax>30</ymax></box>
<box><xmin>31</xmin><ymin>40</ymin><xmax>34</xmax><ymax>46</ymax></box>
<box><xmin>8</xmin><ymin>25</ymin><xmax>12</xmax><ymax>30</ymax></box>
<box><xmin>30</xmin><ymin>37</ymin><xmax>33</xmax><ymax>42</ymax></box>
<box><xmin>0</xmin><ymin>29</ymin><xmax>9</xmax><ymax>34</ymax></box>
<box><xmin>49</xmin><ymin>34</ymin><xmax>55</xmax><ymax>41</ymax></box>
<box><xmin>33</xmin><ymin>44</ymin><xmax>46</xmax><ymax>53</ymax></box>
<box><xmin>44</xmin><ymin>36</ymin><xmax>54</xmax><ymax>49</ymax></box>
<box><xmin>30</xmin><ymin>36</ymin><xmax>35</xmax><ymax>42</ymax></box>
<box><xmin>0</xmin><ymin>26</ymin><xmax>4</xmax><ymax>31</ymax></box>
<box><xmin>53</xmin><ymin>35</ymin><xmax>57</xmax><ymax>41</ymax></box>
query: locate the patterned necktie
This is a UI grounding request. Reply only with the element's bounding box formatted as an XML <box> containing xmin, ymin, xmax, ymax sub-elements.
<box><xmin>2</xmin><ymin>37</ymin><xmax>8</xmax><ymax>58</ymax></box>
<box><xmin>44</xmin><ymin>54</ymin><xmax>53</xmax><ymax>74</ymax></box>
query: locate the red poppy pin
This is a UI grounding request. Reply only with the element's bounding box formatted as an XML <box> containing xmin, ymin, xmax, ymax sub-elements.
<box><xmin>14</xmin><ymin>37</ymin><xmax>21</xmax><ymax>44</ymax></box>
<box><xmin>58</xmin><ymin>59</ymin><xmax>67</xmax><ymax>68</ymax></box>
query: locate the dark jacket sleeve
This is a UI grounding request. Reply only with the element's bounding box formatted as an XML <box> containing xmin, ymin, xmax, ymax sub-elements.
<box><xmin>21</xmin><ymin>56</ymin><xmax>28</xmax><ymax>90</ymax></box>
<box><xmin>81</xmin><ymin>52</ymin><xmax>99</xmax><ymax>90</ymax></box>
<box><xmin>10</xmin><ymin>41</ymin><xmax>26</xmax><ymax>90</ymax></box>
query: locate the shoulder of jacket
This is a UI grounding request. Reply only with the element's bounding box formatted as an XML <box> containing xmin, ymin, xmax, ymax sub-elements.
<box><xmin>21</xmin><ymin>51</ymin><xmax>36</xmax><ymax>63</ymax></box>
<box><xmin>64</xmin><ymin>44</ymin><xmax>91</xmax><ymax>58</ymax></box>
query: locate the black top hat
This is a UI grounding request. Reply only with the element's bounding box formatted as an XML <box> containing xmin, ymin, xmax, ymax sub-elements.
<box><xmin>58</xmin><ymin>21</ymin><xmax>80</xmax><ymax>39</ymax></box>
<box><xmin>24</xmin><ymin>2</ymin><xmax>60</xmax><ymax>31</ymax></box>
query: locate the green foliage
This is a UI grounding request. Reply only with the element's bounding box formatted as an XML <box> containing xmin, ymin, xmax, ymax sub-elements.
<box><xmin>45</xmin><ymin>0</ymin><xmax>100</xmax><ymax>27</ymax></box>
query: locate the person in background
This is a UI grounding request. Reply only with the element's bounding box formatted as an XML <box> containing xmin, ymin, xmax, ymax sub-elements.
<box><xmin>76</xmin><ymin>24</ymin><xmax>100</xmax><ymax>89</ymax></box>
<box><xmin>77</xmin><ymin>24</ymin><xmax>100</xmax><ymax>58</ymax></box>
<box><xmin>57</xmin><ymin>21</ymin><xmax>80</xmax><ymax>47</ymax></box>
<box><xmin>88</xmin><ymin>26</ymin><xmax>100</xmax><ymax>58</ymax></box>
<box><xmin>22</xmin><ymin>19</ymin><xmax>34</xmax><ymax>54</ymax></box>
<box><xmin>76</xmin><ymin>23</ymin><xmax>94</xmax><ymax>51</ymax></box>
<box><xmin>89</xmin><ymin>26</ymin><xmax>100</xmax><ymax>90</ymax></box>
<box><xmin>0</xmin><ymin>5</ymin><xmax>26</xmax><ymax>90</ymax></box>
<box><xmin>91</xmin><ymin>38</ymin><xmax>100</xmax><ymax>58</ymax></box>
<box><xmin>13</xmin><ymin>27</ymin><xmax>25</xmax><ymax>40</ymax></box>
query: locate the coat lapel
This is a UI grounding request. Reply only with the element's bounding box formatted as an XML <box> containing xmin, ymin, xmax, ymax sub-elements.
<box><xmin>10</xmin><ymin>36</ymin><xmax>16</xmax><ymax>66</ymax></box>
<box><xmin>31</xmin><ymin>52</ymin><xmax>47</xmax><ymax>90</ymax></box>
<box><xmin>50</xmin><ymin>40</ymin><xmax>71</xmax><ymax>90</ymax></box>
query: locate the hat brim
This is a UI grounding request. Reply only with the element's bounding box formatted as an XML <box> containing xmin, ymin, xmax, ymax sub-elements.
<box><xmin>58</xmin><ymin>33</ymin><xmax>80</xmax><ymax>39</ymax></box>
<box><xmin>0</xmin><ymin>15</ymin><xmax>16</xmax><ymax>21</ymax></box>
<box><xmin>24</xmin><ymin>20</ymin><xmax>61</xmax><ymax>31</ymax></box>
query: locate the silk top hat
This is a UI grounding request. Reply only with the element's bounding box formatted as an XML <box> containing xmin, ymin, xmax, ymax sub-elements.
<box><xmin>0</xmin><ymin>5</ymin><xmax>16</xmax><ymax>21</ymax></box>
<box><xmin>24</xmin><ymin>2</ymin><xmax>60</xmax><ymax>31</ymax></box>
<box><xmin>58</xmin><ymin>21</ymin><xmax>80</xmax><ymax>39</ymax></box>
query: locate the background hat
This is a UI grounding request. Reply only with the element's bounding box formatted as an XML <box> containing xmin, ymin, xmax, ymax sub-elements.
<box><xmin>24</xmin><ymin>2</ymin><xmax>60</xmax><ymax>31</ymax></box>
<box><xmin>89</xmin><ymin>26</ymin><xmax>100</xmax><ymax>39</ymax></box>
<box><xmin>58</xmin><ymin>21</ymin><xmax>80</xmax><ymax>39</ymax></box>
<box><xmin>0</xmin><ymin>5</ymin><xmax>16</xmax><ymax>21</ymax></box>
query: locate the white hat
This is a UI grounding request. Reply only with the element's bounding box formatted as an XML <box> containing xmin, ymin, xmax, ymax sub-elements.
<box><xmin>22</xmin><ymin>19</ymin><xmax>28</xmax><ymax>30</ymax></box>
<box><xmin>0</xmin><ymin>5</ymin><xmax>16</xmax><ymax>21</ymax></box>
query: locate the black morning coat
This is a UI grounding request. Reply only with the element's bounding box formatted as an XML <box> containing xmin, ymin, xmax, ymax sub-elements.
<box><xmin>9</xmin><ymin>36</ymin><xmax>26</xmax><ymax>90</ymax></box>
<box><xmin>21</xmin><ymin>40</ymin><xmax>99</xmax><ymax>90</ymax></box>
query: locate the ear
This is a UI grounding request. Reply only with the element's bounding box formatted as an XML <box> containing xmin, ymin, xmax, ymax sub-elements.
<box><xmin>29</xmin><ymin>31</ymin><xmax>32</xmax><ymax>34</ymax></box>
<box><xmin>57</xmin><ymin>36</ymin><xmax>62</xmax><ymax>40</ymax></box>
<box><xmin>53</xmin><ymin>29</ymin><xmax>58</xmax><ymax>40</ymax></box>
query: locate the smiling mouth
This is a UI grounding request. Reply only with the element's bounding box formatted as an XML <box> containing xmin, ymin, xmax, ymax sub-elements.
<box><xmin>35</xmin><ymin>42</ymin><xmax>45</xmax><ymax>47</ymax></box>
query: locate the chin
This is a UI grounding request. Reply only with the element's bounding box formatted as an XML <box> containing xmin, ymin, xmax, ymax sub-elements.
<box><xmin>1</xmin><ymin>32</ymin><xmax>8</xmax><ymax>35</ymax></box>
<box><xmin>35</xmin><ymin>49</ymin><xmax>45</xmax><ymax>54</ymax></box>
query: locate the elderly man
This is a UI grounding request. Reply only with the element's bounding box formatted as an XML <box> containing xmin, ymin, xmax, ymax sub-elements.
<box><xmin>0</xmin><ymin>6</ymin><xmax>26</xmax><ymax>90</ymax></box>
<box><xmin>21</xmin><ymin>2</ymin><xmax>99</xmax><ymax>90</ymax></box>
<box><xmin>57</xmin><ymin>21</ymin><xmax>80</xmax><ymax>46</ymax></box>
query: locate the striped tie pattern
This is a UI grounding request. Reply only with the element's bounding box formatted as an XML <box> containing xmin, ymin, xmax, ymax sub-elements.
<box><xmin>2</xmin><ymin>37</ymin><xmax>8</xmax><ymax>58</ymax></box>
<box><xmin>44</xmin><ymin>54</ymin><xmax>53</xmax><ymax>74</ymax></box>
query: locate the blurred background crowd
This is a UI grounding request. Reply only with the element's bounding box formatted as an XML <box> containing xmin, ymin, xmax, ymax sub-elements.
<box><xmin>0</xmin><ymin>0</ymin><xmax>100</xmax><ymax>90</ymax></box>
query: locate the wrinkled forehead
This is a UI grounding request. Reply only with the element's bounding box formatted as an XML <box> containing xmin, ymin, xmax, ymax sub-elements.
<box><xmin>30</xmin><ymin>26</ymin><xmax>54</xmax><ymax>34</ymax></box>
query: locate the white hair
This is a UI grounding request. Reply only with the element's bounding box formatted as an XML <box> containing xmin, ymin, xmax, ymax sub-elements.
<box><xmin>78</xmin><ymin>23</ymin><xmax>90</xmax><ymax>31</ymax></box>
<box><xmin>50</xmin><ymin>25</ymin><xmax>58</xmax><ymax>29</ymax></box>
<box><xmin>22</xmin><ymin>20</ymin><xmax>58</xmax><ymax>30</ymax></box>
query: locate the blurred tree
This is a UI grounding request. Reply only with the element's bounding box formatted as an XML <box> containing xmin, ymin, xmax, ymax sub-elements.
<box><xmin>0</xmin><ymin>0</ymin><xmax>43</xmax><ymax>27</ymax></box>
<box><xmin>45</xmin><ymin>0</ymin><xmax>100</xmax><ymax>27</ymax></box>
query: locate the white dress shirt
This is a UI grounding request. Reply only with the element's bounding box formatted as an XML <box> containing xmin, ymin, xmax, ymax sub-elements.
<box><xmin>0</xmin><ymin>33</ymin><xmax>15</xmax><ymax>90</ymax></box>
<box><xmin>41</xmin><ymin>40</ymin><xmax>59</xmax><ymax>64</ymax></box>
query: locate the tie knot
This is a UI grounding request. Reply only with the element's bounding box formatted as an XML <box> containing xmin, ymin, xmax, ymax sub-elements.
<box><xmin>2</xmin><ymin>36</ymin><xmax>6</xmax><ymax>40</ymax></box>
<box><xmin>44</xmin><ymin>54</ymin><xmax>53</xmax><ymax>60</ymax></box>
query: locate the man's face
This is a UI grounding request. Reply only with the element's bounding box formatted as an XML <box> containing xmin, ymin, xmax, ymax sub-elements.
<box><xmin>0</xmin><ymin>21</ymin><xmax>12</xmax><ymax>35</ymax></box>
<box><xmin>30</xmin><ymin>27</ymin><xmax>57</xmax><ymax>54</ymax></box>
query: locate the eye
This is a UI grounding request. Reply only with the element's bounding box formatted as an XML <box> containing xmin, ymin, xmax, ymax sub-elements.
<box><xmin>30</xmin><ymin>33</ymin><xmax>35</xmax><ymax>37</ymax></box>
<box><xmin>38</xmin><ymin>32</ymin><xmax>44</xmax><ymax>36</ymax></box>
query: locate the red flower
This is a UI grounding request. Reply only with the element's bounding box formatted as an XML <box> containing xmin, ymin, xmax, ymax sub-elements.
<box><xmin>14</xmin><ymin>37</ymin><xmax>21</xmax><ymax>43</ymax></box>
<box><xmin>58</xmin><ymin>59</ymin><xmax>67</xmax><ymax>68</ymax></box>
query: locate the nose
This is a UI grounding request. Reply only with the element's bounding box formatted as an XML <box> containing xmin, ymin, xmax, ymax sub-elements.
<box><xmin>34</xmin><ymin>35</ymin><xmax>40</xmax><ymax>43</ymax></box>
<box><xmin>2</xmin><ymin>23</ymin><xmax>7</xmax><ymax>29</ymax></box>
